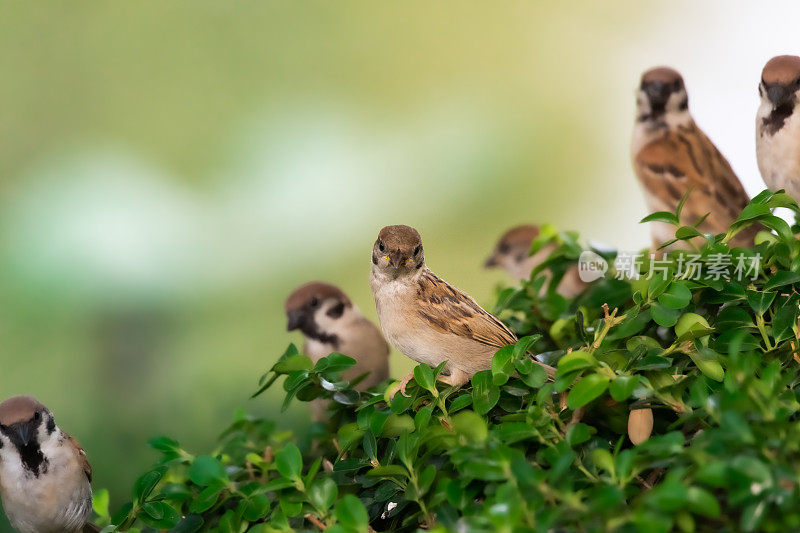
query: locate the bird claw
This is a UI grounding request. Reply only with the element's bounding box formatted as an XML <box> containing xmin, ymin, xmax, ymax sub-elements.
<box><xmin>388</xmin><ymin>372</ymin><xmax>415</xmax><ymax>400</ymax></box>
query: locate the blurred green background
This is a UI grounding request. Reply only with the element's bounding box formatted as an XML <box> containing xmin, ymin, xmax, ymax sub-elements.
<box><xmin>0</xmin><ymin>1</ymin><xmax>797</xmax><ymax>528</ymax></box>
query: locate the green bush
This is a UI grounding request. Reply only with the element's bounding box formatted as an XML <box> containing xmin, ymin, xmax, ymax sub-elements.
<box><xmin>103</xmin><ymin>190</ymin><xmax>800</xmax><ymax>532</ymax></box>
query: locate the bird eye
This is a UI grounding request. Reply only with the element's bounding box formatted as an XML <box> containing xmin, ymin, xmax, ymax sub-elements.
<box><xmin>310</xmin><ymin>297</ymin><xmax>320</xmax><ymax>308</ymax></box>
<box><xmin>33</xmin><ymin>411</ymin><xmax>41</xmax><ymax>421</ymax></box>
<box><xmin>413</xmin><ymin>245</ymin><xmax>421</xmax><ymax>255</ymax></box>
<box><xmin>498</xmin><ymin>243</ymin><xmax>511</xmax><ymax>254</ymax></box>
<box><xmin>378</xmin><ymin>241</ymin><xmax>386</xmax><ymax>252</ymax></box>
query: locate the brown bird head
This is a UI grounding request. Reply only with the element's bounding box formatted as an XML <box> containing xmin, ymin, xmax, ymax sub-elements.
<box><xmin>0</xmin><ymin>395</ymin><xmax>53</xmax><ymax>452</ymax></box>
<box><xmin>484</xmin><ymin>225</ymin><xmax>539</xmax><ymax>269</ymax></box>
<box><xmin>637</xmin><ymin>66</ymin><xmax>688</xmax><ymax>120</ymax></box>
<box><xmin>760</xmin><ymin>55</ymin><xmax>800</xmax><ymax>109</ymax></box>
<box><xmin>285</xmin><ymin>282</ymin><xmax>352</xmax><ymax>340</ymax></box>
<box><xmin>372</xmin><ymin>225</ymin><xmax>425</xmax><ymax>279</ymax></box>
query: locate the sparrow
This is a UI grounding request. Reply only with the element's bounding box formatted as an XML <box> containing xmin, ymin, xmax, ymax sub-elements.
<box><xmin>632</xmin><ymin>66</ymin><xmax>757</xmax><ymax>250</ymax></box>
<box><xmin>484</xmin><ymin>224</ymin><xmax>586</xmax><ymax>297</ymax></box>
<box><xmin>756</xmin><ymin>55</ymin><xmax>800</xmax><ymax>202</ymax></box>
<box><xmin>370</xmin><ymin>225</ymin><xmax>555</xmax><ymax>397</ymax></box>
<box><xmin>286</xmin><ymin>282</ymin><xmax>391</xmax><ymax>394</ymax></box>
<box><xmin>0</xmin><ymin>396</ymin><xmax>95</xmax><ymax>533</ymax></box>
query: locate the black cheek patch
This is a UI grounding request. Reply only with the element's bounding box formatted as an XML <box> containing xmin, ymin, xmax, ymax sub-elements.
<box><xmin>415</xmin><ymin>259</ymin><xmax>424</xmax><ymax>269</ymax></box>
<box><xmin>46</xmin><ymin>418</ymin><xmax>55</xmax><ymax>434</ymax></box>
<box><xmin>372</xmin><ymin>253</ymin><xmax>378</xmax><ymax>265</ymax></box>
<box><xmin>326</xmin><ymin>301</ymin><xmax>345</xmax><ymax>319</ymax></box>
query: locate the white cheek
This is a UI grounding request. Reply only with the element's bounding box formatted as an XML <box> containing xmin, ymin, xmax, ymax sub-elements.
<box><xmin>313</xmin><ymin>305</ymin><xmax>336</xmax><ymax>332</ymax></box>
<box><xmin>37</xmin><ymin>423</ymin><xmax>51</xmax><ymax>443</ymax></box>
<box><xmin>666</xmin><ymin>91</ymin><xmax>686</xmax><ymax>112</ymax></box>
<box><xmin>314</xmin><ymin>302</ymin><xmax>353</xmax><ymax>333</ymax></box>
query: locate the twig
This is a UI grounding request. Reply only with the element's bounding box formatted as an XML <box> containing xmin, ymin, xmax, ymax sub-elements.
<box><xmin>567</xmin><ymin>407</ymin><xmax>585</xmax><ymax>428</ymax></box>
<box><xmin>590</xmin><ymin>304</ymin><xmax>625</xmax><ymax>352</ymax></box>
<box><xmin>305</xmin><ymin>514</ymin><xmax>327</xmax><ymax>530</ymax></box>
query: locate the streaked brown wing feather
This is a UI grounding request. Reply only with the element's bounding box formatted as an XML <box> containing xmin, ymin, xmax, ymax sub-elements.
<box><xmin>635</xmin><ymin>125</ymin><xmax>750</xmax><ymax>236</ymax></box>
<box><xmin>415</xmin><ymin>269</ymin><xmax>517</xmax><ymax>348</ymax></box>
<box><xmin>67</xmin><ymin>433</ymin><xmax>92</xmax><ymax>482</ymax></box>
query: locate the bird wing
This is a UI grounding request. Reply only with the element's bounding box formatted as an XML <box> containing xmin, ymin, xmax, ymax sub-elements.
<box><xmin>66</xmin><ymin>433</ymin><xmax>93</xmax><ymax>483</ymax></box>
<box><xmin>415</xmin><ymin>269</ymin><xmax>517</xmax><ymax>349</ymax></box>
<box><xmin>635</xmin><ymin>124</ymin><xmax>751</xmax><ymax>236</ymax></box>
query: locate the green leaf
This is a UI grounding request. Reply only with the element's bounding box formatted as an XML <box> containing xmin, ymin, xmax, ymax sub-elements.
<box><xmin>140</xmin><ymin>501</ymin><xmax>180</xmax><ymax>529</ymax></box>
<box><xmin>675</xmin><ymin>225</ymin><xmax>703</xmax><ymax>240</ymax></box>
<box><xmin>689</xmin><ymin>348</ymin><xmax>725</xmax><ymax>382</ymax></box>
<box><xmin>566</xmin><ymin>422</ymin><xmax>594</xmax><ymax>447</ymax></box>
<box><xmin>746</xmin><ymin>290</ymin><xmax>776</xmax><ymax>315</ymax></box>
<box><xmin>651</xmin><ymin>302</ymin><xmax>681</xmax><ymax>327</ymax></box>
<box><xmin>648</xmin><ymin>477</ymin><xmax>689</xmax><ymax>512</ymax></box>
<box><xmin>740</xmin><ymin>501</ymin><xmax>766</xmax><ymax>532</ymax></box>
<box><xmin>133</xmin><ymin>470</ymin><xmax>162</xmax><ymax>502</ymax></box>
<box><xmin>92</xmin><ymin>488</ymin><xmax>110</xmax><ymax>519</ymax></box>
<box><xmin>647</xmin><ymin>275</ymin><xmax>671</xmax><ymax>300</ymax></box>
<box><xmin>591</xmin><ymin>448</ymin><xmax>615</xmax><ymax>475</ymax></box>
<box><xmin>764</xmin><ymin>270</ymin><xmax>800</xmax><ymax>290</ymax></box>
<box><xmin>764</xmin><ymin>190</ymin><xmax>799</xmax><ymax>209</ymax></box>
<box><xmin>308</xmin><ymin>478</ymin><xmax>338</xmax><ymax>514</ymax></box>
<box><xmin>316</xmin><ymin>352</ymin><xmax>357</xmax><ymax>373</ymax></box>
<box><xmin>760</xmin><ymin>214</ymin><xmax>795</xmax><ymax>240</ymax></box>
<box><xmin>413</xmin><ymin>364</ymin><xmax>437</xmax><ymax>395</ymax></box>
<box><xmin>773</xmin><ymin>296</ymin><xmax>800</xmax><ymax>342</ymax></box>
<box><xmin>452</xmin><ymin>410</ymin><xmax>488</xmax><ymax>443</ymax></box>
<box><xmin>641</xmin><ymin>211</ymin><xmax>679</xmax><ymax>225</ymax></box>
<box><xmin>686</xmin><ymin>486</ymin><xmax>720</xmax><ymax>518</ymax></box>
<box><xmin>657</xmin><ymin>282</ymin><xmax>692</xmax><ymax>309</ymax></box>
<box><xmin>448</xmin><ymin>393</ymin><xmax>473</xmax><ymax>412</ymax></box>
<box><xmin>188</xmin><ymin>456</ymin><xmax>228</xmax><ymax>487</ymax></box>
<box><xmin>189</xmin><ymin>485</ymin><xmax>223</xmax><ymax>513</ymax></box>
<box><xmin>491</xmin><ymin>345</ymin><xmax>515</xmax><ymax>385</ymax></box>
<box><xmin>510</xmin><ymin>354</ymin><xmax>547</xmax><ymax>387</ymax></box>
<box><xmin>556</xmin><ymin>350</ymin><xmax>597</xmax><ymax>376</ymax></box>
<box><xmin>734</xmin><ymin>202</ymin><xmax>771</xmax><ymax>222</ymax></box>
<box><xmin>148</xmin><ymin>436</ymin><xmax>181</xmax><ymax>455</ymax></box>
<box><xmin>367</xmin><ymin>465</ymin><xmax>409</xmax><ymax>478</ymax></box>
<box><xmin>472</xmin><ymin>370</ymin><xmax>500</xmax><ymax>415</ymax></box>
<box><xmin>567</xmin><ymin>374</ymin><xmax>610</xmax><ymax>409</ymax></box>
<box><xmin>382</xmin><ymin>414</ymin><xmax>415</xmax><ymax>437</ymax></box>
<box><xmin>513</xmin><ymin>334</ymin><xmax>542</xmax><ymax>359</ymax></box>
<box><xmin>274</xmin><ymin>354</ymin><xmax>313</xmax><ymax>373</ymax></box>
<box><xmin>275</xmin><ymin>443</ymin><xmax>303</xmax><ymax>481</ymax></box>
<box><xmin>171</xmin><ymin>514</ymin><xmax>204</xmax><ymax>533</ymax></box>
<box><xmin>675</xmin><ymin>313</ymin><xmax>712</xmax><ymax>346</ymax></box>
<box><xmin>335</xmin><ymin>495</ymin><xmax>369</xmax><ymax>532</ymax></box>
<box><xmin>609</xmin><ymin>375</ymin><xmax>638</xmax><ymax>401</ymax></box>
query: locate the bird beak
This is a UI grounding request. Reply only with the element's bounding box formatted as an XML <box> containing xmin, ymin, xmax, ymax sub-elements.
<box><xmin>768</xmin><ymin>84</ymin><xmax>788</xmax><ymax>106</ymax></box>
<box><xmin>484</xmin><ymin>254</ymin><xmax>498</xmax><ymax>269</ymax></box>
<box><xmin>14</xmin><ymin>422</ymin><xmax>33</xmax><ymax>447</ymax></box>
<box><xmin>287</xmin><ymin>310</ymin><xmax>305</xmax><ymax>331</ymax></box>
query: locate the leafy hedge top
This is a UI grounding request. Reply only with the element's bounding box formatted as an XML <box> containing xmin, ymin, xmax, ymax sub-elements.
<box><xmin>99</xmin><ymin>190</ymin><xmax>800</xmax><ymax>533</ymax></box>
